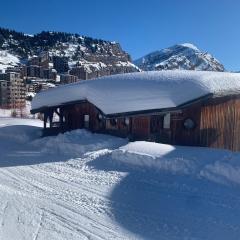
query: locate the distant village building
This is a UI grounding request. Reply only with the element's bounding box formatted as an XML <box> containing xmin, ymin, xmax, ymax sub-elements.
<box><xmin>22</xmin><ymin>64</ymin><xmax>57</xmax><ymax>80</ymax></box>
<box><xmin>52</xmin><ymin>56</ymin><xmax>69</xmax><ymax>73</ymax></box>
<box><xmin>28</xmin><ymin>51</ymin><xmax>49</xmax><ymax>68</ymax></box>
<box><xmin>26</xmin><ymin>81</ymin><xmax>41</xmax><ymax>93</ymax></box>
<box><xmin>0</xmin><ymin>72</ymin><xmax>26</xmax><ymax>108</ymax></box>
<box><xmin>26</xmin><ymin>78</ymin><xmax>56</xmax><ymax>93</ymax></box>
<box><xmin>23</xmin><ymin>65</ymin><xmax>40</xmax><ymax>78</ymax></box>
<box><xmin>69</xmin><ymin>62</ymin><xmax>138</xmax><ymax>81</ymax></box>
<box><xmin>69</xmin><ymin>66</ymin><xmax>88</xmax><ymax>80</ymax></box>
<box><xmin>22</xmin><ymin>51</ymin><xmax>57</xmax><ymax>81</ymax></box>
<box><xmin>60</xmin><ymin>74</ymin><xmax>78</xmax><ymax>84</ymax></box>
<box><xmin>69</xmin><ymin>65</ymin><xmax>110</xmax><ymax>80</ymax></box>
<box><xmin>5</xmin><ymin>66</ymin><xmax>25</xmax><ymax>79</ymax></box>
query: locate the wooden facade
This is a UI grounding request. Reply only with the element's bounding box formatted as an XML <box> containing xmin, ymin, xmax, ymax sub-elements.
<box><xmin>40</xmin><ymin>94</ymin><xmax>240</xmax><ymax>152</ymax></box>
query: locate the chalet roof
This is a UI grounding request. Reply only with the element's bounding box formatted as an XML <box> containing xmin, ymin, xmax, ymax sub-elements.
<box><xmin>31</xmin><ymin>70</ymin><xmax>240</xmax><ymax>115</ymax></box>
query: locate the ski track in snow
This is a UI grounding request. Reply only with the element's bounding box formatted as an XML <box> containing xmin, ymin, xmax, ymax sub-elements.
<box><xmin>1</xmin><ymin>118</ymin><xmax>240</xmax><ymax>239</ymax></box>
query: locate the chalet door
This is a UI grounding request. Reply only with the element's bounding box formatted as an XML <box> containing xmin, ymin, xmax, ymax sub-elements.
<box><xmin>150</xmin><ymin>115</ymin><xmax>163</xmax><ymax>141</ymax></box>
<box><xmin>131</xmin><ymin>117</ymin><xmax>150</xmax><ymax>140</ymax></box>
<box><xmin>84</xmin><ymin>114</ymin><xmax>90</xmax><ymax>129</ymax></box>
<box><xmin>150</xmin><ymin>114</ymin><xmax>171</xmax><ymax>143</ymax></box>
<box><xmin>162</xmin><ymin>113</ymin><xmax>171</xmax><ymax>143</ymax></box>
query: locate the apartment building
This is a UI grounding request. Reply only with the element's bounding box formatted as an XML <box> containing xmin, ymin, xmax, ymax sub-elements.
<box><xmin>60</xmin><ymin>74</ymin><xmax>77</xmax><ymax>84</ymax></box>
<box><xmin>0</xmin><ymin>72</ymin><xmax>26</xmax><ymax>108</ymax></box>
<box><xmin>28</xmin><ymin>51</ymin><xmax>49</xmax><ymax>68</ymax></box>
<box><xmin>52</xmin><ymin>56</ymin><xmax>69</xmax><ymax>73</ymax></box>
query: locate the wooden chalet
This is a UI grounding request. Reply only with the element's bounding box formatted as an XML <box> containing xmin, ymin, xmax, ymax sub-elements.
<box><xmin>31</xmin><ymin>71</ymin><xmax>240</xmax><ymax>151</ymax></box>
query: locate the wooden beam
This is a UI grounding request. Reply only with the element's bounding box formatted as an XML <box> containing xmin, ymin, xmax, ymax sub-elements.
<box><xmin>43</xmin><ymin>113</ymin><xmax>48</xmax><ymax>129</ymax></box>
<box><xmin>49</xmin><ymin>110</ymin><xmax>54</xmax><ymax>128</ymax></box>
<box><xmin>54</xmin><ymin>109</ymin><xmax>61</xmax><ymax>117</ymax></box>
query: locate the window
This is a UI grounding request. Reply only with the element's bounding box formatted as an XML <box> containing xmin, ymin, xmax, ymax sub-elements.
<box><xmin>163</xmin><ymin>113</ymin><xmax>171</xmax><ymax>129</ymax></box>
<box><xmin>97</xmin><ymin>113</ymin><xmax>103</xmax><ymax>122</ymax></box>
<box><xmin>110</xmin><ymin>118</ymin><xmax>117</xmax><ymax>126</ymax></box>
<box><xmin>183</xmin><ymin>118</ymin><xmax>195</xmax><ymax>130</ymax></box>
<box><xmin>106</xmin><ymin>118</ymin><xmax>118</xmax><ymax>130</ymax></box>
<box><xmin>124</xmin><ymin>117</ymin><xmax>130</xmax><ymax>126</ymax></box>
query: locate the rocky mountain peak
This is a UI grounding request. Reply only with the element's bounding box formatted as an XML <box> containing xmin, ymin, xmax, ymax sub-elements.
<box><xmin>134</xmin><ymin>43</ymin><xmax>224</xmax><ymax>72</ymax></box>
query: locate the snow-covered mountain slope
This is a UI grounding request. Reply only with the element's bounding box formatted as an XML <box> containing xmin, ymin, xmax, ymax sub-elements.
<box><xmin>1</xmin><ymin>117</ymin><xmax>240</xmax><ymax>239</ymax></box>
<box><xmin>134</xmin><ymin>43</ymin><xmax>225</xmax><ymax>71</ymax></box>
<box><xmin>0</xmin><ymin>50</ymin><xmax>20</xmax><ymax>71</ymax></box>
<box><xmin>0</xmin><ymin>27</ymin><xmax>139</xmax><ymax>74</ymax></box>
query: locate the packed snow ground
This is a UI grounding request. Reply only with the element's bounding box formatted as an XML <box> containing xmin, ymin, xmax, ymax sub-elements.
<box><xmin>1</xmin><ymin>118</ymin><xmax>240</xmax><ymax>239</ymax></box>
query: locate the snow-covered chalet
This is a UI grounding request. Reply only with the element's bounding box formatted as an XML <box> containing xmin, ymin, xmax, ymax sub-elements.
<box><xmin>31</xmin><ymin>70</ymin><xmax>240</xmax><ymax>151</ymax></box>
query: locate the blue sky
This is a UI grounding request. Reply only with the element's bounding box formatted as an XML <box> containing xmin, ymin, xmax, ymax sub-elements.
<box><xmin>1</xmin><ymin>0</ymin><xmax>240</xmax><ymax>70</ymax></box>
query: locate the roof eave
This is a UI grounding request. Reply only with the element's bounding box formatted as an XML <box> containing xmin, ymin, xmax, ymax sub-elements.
<box><xmin>30</xmin><ymin>93</ymin><xmax>213</xmax><ymax>116</ymax></box>
<box><xmin>105</xmin><ymin>93</ymin><xmax>213</xmax><ymax>118</ymax></box>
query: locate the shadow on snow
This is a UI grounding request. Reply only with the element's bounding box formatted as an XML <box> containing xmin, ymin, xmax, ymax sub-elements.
<box><xmin>2</xmin><ymin>124</ymin><xmax>240</xmax><ymax>239</ymax></box>
<box><xmin>0</xmin><ymin>125</ymin><xmax>69</xmax><ymax>167</ymax></box>
<box><xmin>88</xmin><ymin>151</ymin><xmax>240</xmax><ymax>240</ymax></box>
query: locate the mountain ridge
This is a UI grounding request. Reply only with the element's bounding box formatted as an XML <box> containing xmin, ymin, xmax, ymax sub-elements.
<box><xmin>0</xmin><ymin>27</ymin><xmax>139</xmax><ymax>75</ymax></box>
<box><xmin>134</xmin><ymin>43</ymin><xmax>225</xmax><ymax>72</ymax></box>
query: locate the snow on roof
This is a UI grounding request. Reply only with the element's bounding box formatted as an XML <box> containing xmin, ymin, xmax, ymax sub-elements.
<box><xmin>31</xmin><ymin>70</ymin><xmax>240</xmax><ymax>115</ymax></box>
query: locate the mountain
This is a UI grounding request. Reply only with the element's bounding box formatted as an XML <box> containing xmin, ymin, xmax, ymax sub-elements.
<box><xmin>0</xmin><ymin>27</ymin><xmax>139</xmax><ymax>74</ymax></box>
<box><xmin>134</xmin><ymin>43</ymin><xmax>224</xmax><ymax>72</ymax></box>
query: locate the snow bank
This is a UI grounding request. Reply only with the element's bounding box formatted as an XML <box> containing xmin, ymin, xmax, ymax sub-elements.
<box><xmin>32</xmin><ymin>70</ymin><xmax>240</xmax><ymax>115</ymax></box>
<box><xmin>112</xmin><ymin>141</ymin><xmax>240</xmax><ymax>186</ymax></box>
<box><xmin>200</xmin><ymin>154</ymin><xmax>240</xmax><ymax>185</ymax></box>
<box><xmin>0</xmin><ymin>118</ymin><xmax>42</xmax><ymax>143</ymax></box>
<box><xmin>0</xmin><ymin>125</ymin><xmax>41</xmax><ymax>143</ymax></box>
<box><xmin>112</xmin><ymin>142</ymin><xmax>195</xmax><ymax>174</ymax></box>
<box><xmin>31</xmin><ymin>129</ymin><xmax>127</xmax><ymax>157</ymax></box>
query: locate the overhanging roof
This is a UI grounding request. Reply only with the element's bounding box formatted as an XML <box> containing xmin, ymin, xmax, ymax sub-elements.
<box><xmin>31</xmin><ymin>70</ymin><xmax>240</xmax><ymax>115</ymax></box>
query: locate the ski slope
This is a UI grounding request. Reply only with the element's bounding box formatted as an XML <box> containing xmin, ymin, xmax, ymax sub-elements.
<box><xmin>1</xmin><ymin>118</ymin><xmax>240</xmax><ymax>239</ymax></box>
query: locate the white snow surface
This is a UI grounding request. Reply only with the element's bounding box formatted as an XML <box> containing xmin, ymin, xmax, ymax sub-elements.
<box><xmin>0</xmin><ymin>50</ymin><xmax>20</xmax><ymax>71</ymax></box>
<box><xmin>1</xmin><ymin>118</ymin><xmax>240</xmax><ymax>239</ymax></box>
<box><xmin>32</xmin><ymin>70</ymin><xmax>240</xmax><ymax>115</ymax></box>
<box><xmin>0</xmin><ymin>101</ymin><xmax>36</xmax><ymax>118</ymax></box>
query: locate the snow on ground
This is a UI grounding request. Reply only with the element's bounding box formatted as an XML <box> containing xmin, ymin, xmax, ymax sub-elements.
<box><xmin>0</xmin><ymin>101</ymin><xmax>37</xmax><ymax>118</ymax></box>
<box><xmin>0</xmin><ymin>108</ymin><xmax>13</xmax><ymax>118</ymax></box>
<box><xmin>1</xmin><ymin>118</ymin><xmax>240</xmax><ymax>239</ymax></box>
<box><xmin>113</xmin><ymin>141</ymin><xmax>240</xmax><ymax>185</ymax></box>
<box><xmin>0</xmin><ymin>50</ymin><xmax>20</xmax><ymax>71</ymax></box>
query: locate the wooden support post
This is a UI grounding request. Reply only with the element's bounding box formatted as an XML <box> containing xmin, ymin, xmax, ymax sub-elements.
<box><xmin>60</xmin><ymin>109</ymin><xmax>64</xmax><ymax>130</ymax></box>
<box><xmin>54</xmin><ymin>108</ymin><xmax>64</xmax><ymax>131</ymax></box>
<box><xmin>49</xmin><ymin>110</ymin><xmax>53</xmax><ymax>128</ymax></box>
<box><xmin>43</xmin><ymin>112</ymin><xmax>48</xmax><ymax>129</ymax></box>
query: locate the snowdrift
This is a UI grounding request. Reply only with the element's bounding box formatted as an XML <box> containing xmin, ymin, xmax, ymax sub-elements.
<box><xmin>112</xmin><ymin>141</ymin><xmax>240</xmax><ymax>186</ymax></box>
